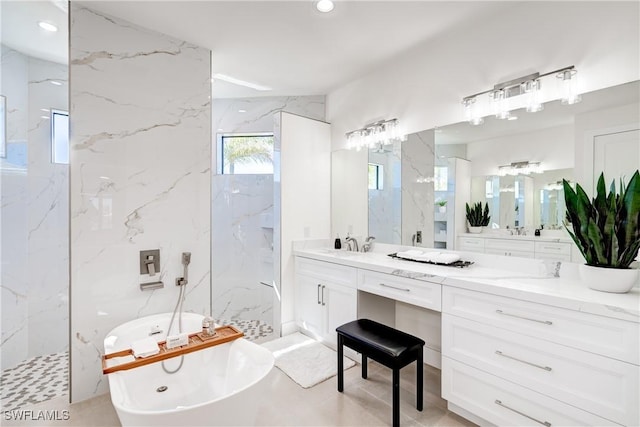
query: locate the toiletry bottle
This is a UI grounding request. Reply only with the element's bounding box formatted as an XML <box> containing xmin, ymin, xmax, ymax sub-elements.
<box><xmin>334</xmin><ymin>234</ymin><xmax>342</xmax><ymax>249</ymax></box>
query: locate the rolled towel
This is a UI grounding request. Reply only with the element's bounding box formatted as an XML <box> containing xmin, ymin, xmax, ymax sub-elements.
<box><xmin>131</xmin><ymin>337</ymin><xmax>160</xmax><ymax>358</ymax></box>
<box><xmin>396</xmin><ymin>250</ymin><xmax>424</xmax><ymax>259</ymax></box>
<box><xmin>422</xmin><ymin>252</ymin><xmax>441</xmax><ymax>262</ymax></box>
<box><xmin>434</xmin><ymin>253</ymin><xmax>461</xmax><ymax>264</ymax></box>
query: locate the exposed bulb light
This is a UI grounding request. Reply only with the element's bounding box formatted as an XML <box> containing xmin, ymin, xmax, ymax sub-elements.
<box><xmin>498</xmin><ymin>161</ymin><xmax>543</xmax><ymax>176</ymax></box>
<box><xmin>462</xmin><ymin>66</ymin><xmax>580</xmax><ymax>126</ymax></box>
<box><xmin>316</xmin><ymin>0</ymin><xmax>335</xmax><ymax>13</ymax></box>
<box><xmin>463</xmin><ymin>98</ymin><xmax>483</xmax><ymax>126</ymax></box>
<box><xmin>522</xmin><ymin>79</ymin><xmax>544</xmax><ymax>112</ymax></box>
<box><xmin>557</xmin><ymin>69</ymin><xmax>582</xmax><ymax>105</ymax></box>
<box><xmin>38</xmin><ymin>21</ymin><xmax>58</xmax><ymax>32</ymax></box>
<box><xmin>346</xmin><ymin>119</ymin><xmax>406</xmax><ymax>151</ymax></box>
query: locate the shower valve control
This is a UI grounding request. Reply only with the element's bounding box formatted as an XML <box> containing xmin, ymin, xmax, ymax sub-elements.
<box><xmin>140</xmin><ymin>249</ymin><xmax>160</xmax><ymax>276</ymax></box>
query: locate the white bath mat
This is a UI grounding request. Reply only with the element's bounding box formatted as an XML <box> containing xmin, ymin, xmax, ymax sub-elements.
<box><xmin>262</xmin><ymin>332</ymin><xmax>356</xmax><ymax>389</ymax></box>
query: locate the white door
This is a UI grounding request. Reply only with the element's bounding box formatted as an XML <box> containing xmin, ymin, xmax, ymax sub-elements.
<box><xmin>322</xmin><ymin>282</ymin><xmax>357</xmax><ymax>347</ymax></box>
<box><xmin>295</xmin><ymin>274</ymin><xmax>323</xmax><ymax>338</ymax></box>
<box><xmin>593</xmin><ymin>129</ymin><xmax>640</xmax><ymax>188</ymax></box>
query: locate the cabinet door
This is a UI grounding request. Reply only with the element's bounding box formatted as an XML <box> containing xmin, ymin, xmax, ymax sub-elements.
<box><xmin>295</xmin><ymin>274</ymin><xmax>323</xmax><ymax>338</ymax></box>
<box><xmin>322</xmin><ymin>282</ymin><xmax>357</xmax><ymax>347</ymax></box>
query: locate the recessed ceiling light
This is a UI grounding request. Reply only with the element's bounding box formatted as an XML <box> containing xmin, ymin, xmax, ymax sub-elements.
<box><xmin>41</xmin><ymin>108</ymin><xmax>50</xmax><ymax>112</ymax></box>
<box><xmin>41</xmin><ymin>115</ymin><xmax>50</xmax><ymax>120</ymax></box>
<box><xmin>507</xmin><ymin>116</ymin><xmax>519</xmax><ymax>121</ymax></box>
<box><xmin>50</xmin><ymin>80</ymin><xmax>62</xmax><ymax>86</ymax></box>
<box><xmin>38</xmin><ymin>21</ymin><xmax>58</xmax><ymax>32</ymax></box>
<box><xmin>238</xmin><ymin>109</ymin><xmax>247</xmax><ymax>113</ymax></box>
<box><xmin>316</xmin><ymin>0</ymin><xmax>334</xmax><ymax>13</ymax></box>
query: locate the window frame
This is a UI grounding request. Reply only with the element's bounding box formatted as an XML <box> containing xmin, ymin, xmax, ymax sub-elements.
<box><xmin>216</xmin><ymin>132</ymin><xmax>274</xmax><ymax>175</ymax></box>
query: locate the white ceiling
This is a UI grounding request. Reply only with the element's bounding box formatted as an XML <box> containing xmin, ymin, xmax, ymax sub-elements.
<box><xmin>2</xmin><ymin>1</ymin><xmax>508</xmax><ymax>98</ymax></box>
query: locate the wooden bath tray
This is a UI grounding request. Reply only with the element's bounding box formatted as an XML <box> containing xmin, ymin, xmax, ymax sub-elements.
<box><xmin>102</xmin><ymin>325</ymin><xmax>244</xmax><ymax>374</ymax></box>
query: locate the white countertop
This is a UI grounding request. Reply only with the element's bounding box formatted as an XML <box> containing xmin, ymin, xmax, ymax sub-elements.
<box><xmin>293</xmin><ymin>245</ymin><xmax>640</xmax><ymax>323</ymax></box>
<box><xmin>458</xmin><ymin>232</ymin><xmax>573</xmax><ymax>243</ymax></box>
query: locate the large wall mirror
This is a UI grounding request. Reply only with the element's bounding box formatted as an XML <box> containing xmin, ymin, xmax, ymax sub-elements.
<box><xmin>367</xmin><ymin>80</ymin><xmax>639</xmax><ymax>244</ymax></box>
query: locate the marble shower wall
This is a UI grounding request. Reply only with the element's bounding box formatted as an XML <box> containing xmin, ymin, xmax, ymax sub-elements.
<box><xmin>1</xmin><ymin>46</ymin><xmax>69</xmax><ymax>370</ymax></box>
<box><xmin>211</xmin><ymin>96</ymin><xmax>324</xmax><ymax>328</ymax></box>
<box><xmin>70</xmin><ymin>4</ymin><xmax>211</xmax><ymax>402</ymax></box>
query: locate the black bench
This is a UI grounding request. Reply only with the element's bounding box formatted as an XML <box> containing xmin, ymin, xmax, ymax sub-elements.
<box><xmin>336</xmin><ymin>319</ymin><xmax>425</xmax><ymax>427</ymax></box>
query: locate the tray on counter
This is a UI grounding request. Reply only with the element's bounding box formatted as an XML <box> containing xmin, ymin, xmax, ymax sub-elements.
<box><xmin>387</xmin><ymin>253</ymin><xmax>474</xmax><ymax>268</ymax></box>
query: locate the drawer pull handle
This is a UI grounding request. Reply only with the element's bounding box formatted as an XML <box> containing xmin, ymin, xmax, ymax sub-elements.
<box><xmin>495</xmin><ymin>350</ymin><xmax>552</xmax><ymax>371</ymax></box>
<box><xmin>543</xmin><ymin>246</ymin><xmax>561</xmax><ymax>251</ymax></box>
<box><xmin>496</xmin><ymin>310</ymin><xmax>553</xmax><ymax>325</ymax></box>
<box><xmin>379</xmin><ymin>283</ymin><xmax>411</xmax><ymax>292</ymax></box>
<box><xmin>321</xmin><ymin>285</ymin><xmax>326</xmax><ymax>306</ymax></box>
<box><xmin>317</xmin><ymin>284</ymin><xmax>321</xmax><ymax>305</ymax></box>
<box><xmin>495</xmin><ymin>400</ymin><xmax>551</xmax><ymax>427</ymax></box>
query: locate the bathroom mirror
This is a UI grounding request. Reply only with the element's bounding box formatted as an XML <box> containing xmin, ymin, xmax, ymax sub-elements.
<box><xmin>367</xmin><ymin>80</ymin><xmax>639</xmax><ymax>244</ymax></box>
<box><xmin>367</xmin><ymin>130</ymin><xmax>435</xmax><ymax>246</ymax></box>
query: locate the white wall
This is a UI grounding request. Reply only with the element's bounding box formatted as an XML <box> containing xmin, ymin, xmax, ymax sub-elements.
<box><xmin>466</xmin><ymin>124</ymin><xmax>574</xmax><ymax>177</ymax></box>
<box><xmin>327</xmin><ymin>2</ymin><xmax>639</xmax><ymax>240</ymax></box>
<box><xmin>276</xmin><ymin>112</ymin><xmax>331</xmax><ymax>331</ymax></box>
<box><xmin>70</xmin><ymin>4</ymin><xmax>211</xmax><ymax>402</ymax></box>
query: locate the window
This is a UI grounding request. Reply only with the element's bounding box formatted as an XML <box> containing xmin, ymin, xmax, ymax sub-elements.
<box><xmin>51</xmin><ymin>109</ymin><xmax>69</xmax><ymax>164</ymax></box>
<box><xmin>217</xmin><ymin>134</ymin><xmax>274</xmax><ymax>174</ymax></box>
<box><xmin>434</xmin><ymin>166</ymin><xmax>448</xmax><ymax>191</ymax></box>
<box><xmin>368</xmin><ymin>163</ymin><xmax>383</xmax><ymax>190</ymax></box>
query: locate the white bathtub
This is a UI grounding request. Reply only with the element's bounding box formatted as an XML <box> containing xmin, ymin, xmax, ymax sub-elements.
<box><xmin>103</xmin><ymin>313</ymin><xmax>274</xmax><ymax>426</ymax></box>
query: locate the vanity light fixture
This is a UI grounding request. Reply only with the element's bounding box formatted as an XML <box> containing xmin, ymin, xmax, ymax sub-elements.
<box><xmin>462</xmin><ymin>66</ymin><xmax>580</xmax><ymax>126</ymax></box>
<box><xmin>346</xmin><ymin>118</ymin><xmax>406</xmax><ymax>151</ymax></box>
<box><xmin>497</xmin><ymin>161</ymin><xmax>543</xmax><ymax>176</ymax></box>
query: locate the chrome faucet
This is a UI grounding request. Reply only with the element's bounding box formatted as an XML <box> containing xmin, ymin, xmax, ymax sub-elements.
<box><xmin>345</xmin><ymin>236</ymin><xmax>359</xmax><ymax>252</ymax></box>
<box><xmin>362</xmin><ymin>236</ymin><xmax>375</xmax><ymax>252</ymax></box>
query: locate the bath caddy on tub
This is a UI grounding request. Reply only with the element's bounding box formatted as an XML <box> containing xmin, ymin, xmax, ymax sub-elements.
<box><xmin>101</xmin><ymin>325</ymin><xmax>244</xmax><ymax>374</ymax></box>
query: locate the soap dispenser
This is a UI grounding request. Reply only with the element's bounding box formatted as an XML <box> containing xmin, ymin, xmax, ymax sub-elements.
<box><xmin>334</xmin><ymin>234</ymin><xmax>342</xmax><ymax>250</ymax></box>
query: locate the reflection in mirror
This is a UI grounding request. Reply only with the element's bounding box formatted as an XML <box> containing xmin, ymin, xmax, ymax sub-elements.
<box><xmin>368</xmin><ymin>130</ymin><xmax>435</xmax><ymax>246</ymax></box>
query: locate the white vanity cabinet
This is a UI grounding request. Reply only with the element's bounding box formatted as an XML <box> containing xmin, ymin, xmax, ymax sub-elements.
<box><xmin>294</xmin><ymin>257</ymin><xmax>357</xmax><ymax>347</ymax></box>
<box><xmin>442</xmin><ymin>286</ymin><xmax>640</xmax><ymax>427</ymax></box>
<box><xmin>457</xmin><ymin>235</ymin><xmax>574</xmax><ymax>261</ymax></box>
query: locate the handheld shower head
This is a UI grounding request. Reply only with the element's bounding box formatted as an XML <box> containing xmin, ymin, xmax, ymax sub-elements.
<box><xmin>182</xmin><ymin>252</ymin><xmax>191</xmax><ymax>266</ymax></box>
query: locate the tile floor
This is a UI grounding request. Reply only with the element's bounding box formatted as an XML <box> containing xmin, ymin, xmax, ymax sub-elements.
<box><xmin>1</xmin><ymin>352</ymin><xmax>69</xmax><ymax>412</ymax></box>
<box><xmin>2</xmin><ymin>358</ymin><xmax>476</xmax><ymax>427</ymax></box>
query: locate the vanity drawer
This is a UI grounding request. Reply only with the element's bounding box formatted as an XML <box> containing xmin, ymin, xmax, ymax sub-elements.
<box><xmin>534</xmin><ymin>241</ymin><xmax>571</xmax><ymax>256</ymax></box>
<box><xmin>485</xmin><ymin>238</ymin><xmax>535</xmax><ymax>252</ymax></box>
<box><xmin>485</xmin><ymin>248</ymin><xmax>535</xmax><ymax>258</ymax></box>
<box><xmin>442</xmin><ymin>286</ymin><xmax>639</xmax><ymax>364</ymax></box>
<box><xmin>457</xmin><ymin>237</ymin><xmax>485</xmax><ymax>252</ymax></box>
<box><xmin>295</xmin><ymin>257</ymin><xmax>357</xmax><ymax>288</ymax></box>
<box><xmin>357</xmin><ymin>269</ymin><xmax>441</xmax><ymax>311</ymax></box>
<box><xmin>442</xmin><ymin>357</ymin><xmax>619</xmax><ymax>427</ymax></box>
<box><xmin>442</xmin><ymin>314</ymin><xmax>639</xmax><ymax>426</ymax></box>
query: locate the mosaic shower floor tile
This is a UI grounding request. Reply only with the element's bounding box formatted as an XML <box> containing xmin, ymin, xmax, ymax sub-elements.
<box><xmin>1</xmin><ymin>352</ymin><xmax>68</xmax><ymax>411</ymax></box>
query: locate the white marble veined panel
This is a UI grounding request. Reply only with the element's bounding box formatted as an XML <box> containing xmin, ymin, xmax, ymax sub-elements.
<box><xmin>70</xmin><ymin>4</ymin><xmax>211</xmax><ymax>402</ymax></box>
<box><xmin>212</xmin><ymin>175</ymin><xmax>274</xmax><ymax>323</ymax></box>
<box><xmin>402</xmin><ymin>130</ymin><xmax>435</xmax><ymax>247</ymax></box>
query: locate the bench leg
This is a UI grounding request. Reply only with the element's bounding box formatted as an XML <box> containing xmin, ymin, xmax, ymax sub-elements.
<box><xmin>337</xmin><ymin>334</ymin><xmax>344</xmax><ymax>392</ymax></box>
<box><xmin>361</xmin><ymin>355</ymin><xmax>367</xmax><ymax>379</ymax></box>
<box><xmin>417</xmin><ymin>347</ymin><xmax>423</xmax><ymax>411</ymax></box>
<box><xmin>392</xmin><ymin>368</ymin><xmax>400</xmax><ymax>427</ymax></box>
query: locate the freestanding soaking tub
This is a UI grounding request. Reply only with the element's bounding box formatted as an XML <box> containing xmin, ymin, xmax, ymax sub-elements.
<box><xmin>103</xmin><ymin>313</ymin><xmax>274</xmax><ymax>426</ymax></box>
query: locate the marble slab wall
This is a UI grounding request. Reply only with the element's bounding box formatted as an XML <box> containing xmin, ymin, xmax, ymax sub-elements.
<box><xmin>402</xmin><ymin>130</ymin><xmax>435</xmax><ymax>247</ymax></box>
<box><xmin>70</xmin><ymin>4</ymin><xmax>211</xmax><ymax>402</ymax></box>
<box><xmin>1</xmin><ymin>46</ymin><xmax>69</xmax><ymax>370</ymax></box>
<box><xmin>211</xmin><ymin>96</ymin><xmax>324</xmax><ymax>330</ymax></box>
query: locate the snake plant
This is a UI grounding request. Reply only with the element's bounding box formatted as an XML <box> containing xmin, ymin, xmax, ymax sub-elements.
<box><xmin>465</xmin><ymin>202</ymin><xmax>490</xmax><ymax>227</ymax></box>
<box><xmin>563</xmin><ymin>170</ymin><xmax>640</xmax><ymax>269</ymax></box>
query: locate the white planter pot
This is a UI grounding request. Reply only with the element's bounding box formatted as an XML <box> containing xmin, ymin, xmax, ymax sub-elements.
<box><xmin>468</xmin><ymin>226</ymin><xmax>482</xmax><ymax>234</ymax></box>
<box><xmin>579</xmin><ymin>264</ymin><xmax>639</xmax><ymax>293</ymax></box>
<box><xmin>438</xmin><ymin>206</ymin><xmax>446</xmax><ymax>214</ymax></box>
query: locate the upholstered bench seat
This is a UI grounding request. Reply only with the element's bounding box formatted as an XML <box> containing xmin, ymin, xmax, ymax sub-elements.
<box><xmin>336</xmin><ymin>319</ymin><xmax>425</xmax><ymax>427</ymax></box>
